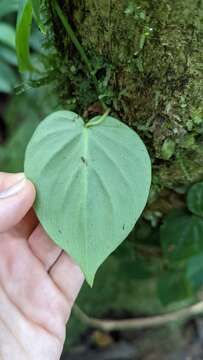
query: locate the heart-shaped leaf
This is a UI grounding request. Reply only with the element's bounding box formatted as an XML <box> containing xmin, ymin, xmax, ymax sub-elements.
<box><xmin>187</xmin><ymin>182</ymin><xmax>203</xmax><ymax>217</ymax></box>
<box><xmin>161</xmin><ymin>214</ymin><xmax>203</xmax><ymax>262</ymax></box>
<box><xmin>24</xmin><ymin>111</ymin><xmax>151</xmax><ymax>285</ymax></box>
<box><xmin>186</xmin><ymin>252</ymin><xmax>203</xmax><ymax>290</ymax></box>
<box><xmin>157</xmin><ymin>270</ymin><xmax>193</xmax><ymax>305</ymax></box>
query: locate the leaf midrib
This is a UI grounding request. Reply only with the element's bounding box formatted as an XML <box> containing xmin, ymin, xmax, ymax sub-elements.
<box><xmin>82</xmin><ymin>127</ymin><xmax>89</xmax><ymax>278</ymax></box>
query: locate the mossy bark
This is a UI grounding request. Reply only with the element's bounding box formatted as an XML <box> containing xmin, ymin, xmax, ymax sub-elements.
<box><xmin>45</xmin><ymin>0</ymin><xmax>203</xmax><ymax>211</ymax></box>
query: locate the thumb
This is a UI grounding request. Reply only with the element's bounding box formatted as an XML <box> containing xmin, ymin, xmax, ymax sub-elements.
<box><xmin>0</xmin><ymin>173</ymin><xmax>36</xmax><ymax>232</ymax></box>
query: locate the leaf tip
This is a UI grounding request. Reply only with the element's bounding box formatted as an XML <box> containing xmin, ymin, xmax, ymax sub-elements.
<box><xmin>85</xmin><ymin>272</ymin><xmax>96</xmax><ymax>287</ymax></box>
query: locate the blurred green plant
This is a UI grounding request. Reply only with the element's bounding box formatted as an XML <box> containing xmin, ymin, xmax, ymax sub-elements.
<box><xmin>158</xmin><ymin>183</ymin><xmax>203</xmax><ymax>305</ymax></box>
<box><xmin>0</xmin><ymin>1</ymin><xmax>18</xmax><ymax>93</ymax></box>
<box><xmin>16</xmin><ymin>0</ymin><xmax>34</xmax><ymax>71</ymax></box>
<box><xmin>0</xmin><ymin>0</ymin><xmax>44</xmax><ymax>94</ymax></box>
<box><xmin>0</xmin><ymin>86</ymin><xmax>57</xmax><ymax>169</ymax></box>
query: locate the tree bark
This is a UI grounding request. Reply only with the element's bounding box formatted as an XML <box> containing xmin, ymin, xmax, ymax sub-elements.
<box><xmin>45</xmin><ymin>0</ymin><xmax>203</xmax><ymax>209</ymax></box>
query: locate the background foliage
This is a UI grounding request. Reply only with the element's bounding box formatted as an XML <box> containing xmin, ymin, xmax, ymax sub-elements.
<box><xmin>1</xmin><ymin>0</ymin><xmax>203</xmax><ymax>352</ymax></box>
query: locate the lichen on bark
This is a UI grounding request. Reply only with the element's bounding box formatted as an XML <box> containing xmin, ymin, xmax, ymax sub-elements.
<box><xmin>43</xmin><ymin>0</ymin><xmax>203</xmax><ymax>210</ymax></box>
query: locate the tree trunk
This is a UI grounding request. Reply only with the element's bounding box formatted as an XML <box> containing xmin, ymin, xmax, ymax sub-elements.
<box><xmin>45</xmin><ymin>0</ymin><xmax>203</xmax><ymax>211</ymax></box>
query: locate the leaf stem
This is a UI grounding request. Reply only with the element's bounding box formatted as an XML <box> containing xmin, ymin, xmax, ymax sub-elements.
<box><xmin>74</xmin><ymin>300</ymin><xmax>203</xmax><ymax>331</ymax></box>
<box><xmin>86</xmin><ymin>108</ymin><xmax>110</xmax><ymax>128</ymax></box>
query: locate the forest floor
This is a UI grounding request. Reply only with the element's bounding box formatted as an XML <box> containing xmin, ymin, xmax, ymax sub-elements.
<box><xmin>62</xmin><ymin>316</ymin><xmax>203</xmax><ymax>360</ymax></box>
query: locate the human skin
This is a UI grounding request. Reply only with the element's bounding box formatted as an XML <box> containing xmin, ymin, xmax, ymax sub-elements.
<box><xmin>0</xmin><ymin>172</ymin><xmax>84</xmax><ymax>360</ymax></box>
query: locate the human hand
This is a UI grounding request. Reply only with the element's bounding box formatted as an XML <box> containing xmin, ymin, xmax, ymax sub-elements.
<box><xmin>0</xmin><ymin>172</ymin><xmax>84</xmax><ymax>360</ymax></box>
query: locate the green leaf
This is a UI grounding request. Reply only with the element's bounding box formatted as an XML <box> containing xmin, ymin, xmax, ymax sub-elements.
<box><xmin>160</xmin><ymin>138</ymin><xmax>175</xmax><ymax>160</ymax></box>
<box><xmin>120</xmin><ymin>255</ymin><xmax>161</xmax><ymax>280</ymax></box>
<box><xmin>24</xmin><ymin>111</ymin><xmax>151</xmax><ymax>285</ymax></box>
<box><xmin>157</xmin><ymin>270</ymin><xmax>193</xmax><ymax>305</ymax></box>
<box><xmin>1</xmin><ymin>117</ymin><xmax>39</xmax><ymax>171</ymax></box>
<box><xmin>162</xmin><ymin>208</ymin><xmax>188</xmax><ymax>221</ymax></box>
<box><xmin>161</xmin><ymin>213</ymin><xmax>203</xmax><ymax>262</ymax></box>
<box><xmin>186</xmin><ymin>253</ymin><xmax>203</xmax><ymax>290</ymax></box>
<box><xmin>187</xmin><ymin>182</ymin><xmax>203</xmax><ymax>217</ymax></box>
<box><xmin>115</xmin><ymin>240</ymin><xmax>162</xmax><ymax>280</ymax></box>
<box><xmin>0</xmin><ymin>0</ymin><xmax>18</xmax><ymax>18</ymax></box>
<box><xmin>0</xmin><ymin>23</ymin><xmax>16</xmax><ymax>48</ymax></box>
<box><xmin>0</xmin><ymin>46</ymin><xmax>17</xmax><ymax>65</ymax></box>
<box><xmin>16</xmin><ymin>0</ymin><xmax>33</xmax><ymax>71</ymax></box>
<box><xmin>0</xmin><ymin>75</ymin><xmax>12</xmax><ymax>93</ymax></box>
<box><xmin>0</xmin><ymin>61</ymin><xmax>17</xmax><ymax>93</ymax></box>
<box><xmin>31</xmin><ymin>0</ymin><xmax>45</xmax><ymax>32</ymax></box>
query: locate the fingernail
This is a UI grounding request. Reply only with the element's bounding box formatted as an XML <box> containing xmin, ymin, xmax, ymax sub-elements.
<box><xmin>0</xmin><ymin>175</ymin><xmax>26</xmax><ymax>199</ymax></box>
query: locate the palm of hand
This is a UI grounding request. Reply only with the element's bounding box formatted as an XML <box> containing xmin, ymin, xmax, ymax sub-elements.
<box><xmin>0</xmin><ymin>174</ymin><xmax>84</xmax><ymax>360</ymax></box>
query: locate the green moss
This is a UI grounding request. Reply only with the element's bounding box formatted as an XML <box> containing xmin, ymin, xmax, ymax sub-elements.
<box><xmin>43</xmin><ymin>0</ymin><xmax>203</xmax><ymax>208</ymax></box>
